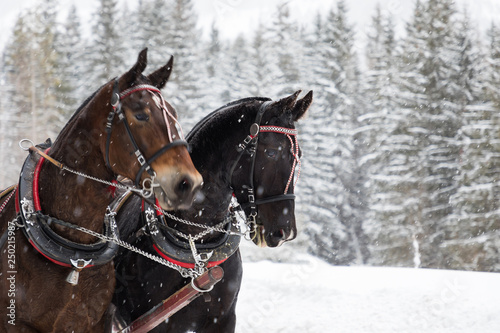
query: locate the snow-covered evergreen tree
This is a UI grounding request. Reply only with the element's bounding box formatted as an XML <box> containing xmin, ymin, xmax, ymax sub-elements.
<box><xmin>247</xmin><ymin>22</ymin><xmax>278</xmax><ymax>96</ymax></box>
<box><xmin>361</xmin><ymin>5</ymin><xmax>418</xmax><ymax>266</ymax></box>
<box><xmin>300</xmin><ymin>1</ymin><xmax>367</xmax><ymax>265</ymax></box>
<box><xmin>447</xmin><ymin>18</ymin><xmax>500</xmax><ymax>272</ymax></box>
<box><xmin>1</xmin><ymin>1</ymin><xmax>62</xmax><ymax>182</ymax></box>
<box><xmin>55</xmin><ymin>5</ymin><xmax>85</xmax><ymax>119</ymax></box>
<box><xmin>130</xmin><ymin>0</ymin><xmax>174</xmax><ymax>69</ymax></box>
<box><xmin>267</xmin><ymin>2</ymin><xmax>302</xmax><ymax>96</ymax></box>
<box><xmin>89</xmin><ymin>0</ymin><xmax>125</xmax><ymax>85</ymax></box>
<box><xmin>166</xmin><ymin>0</ymin><xmax>203</xmax><ymax>128</ymax></box>
<box><xmin>195</xmin><ymin>23</ymin><xmax>232</xmax><ymax>114</ymax></box>
<box><xmin>395</xmin><ymin>0</ymin><xmax>464</xmax><ymax>269</ymax></box>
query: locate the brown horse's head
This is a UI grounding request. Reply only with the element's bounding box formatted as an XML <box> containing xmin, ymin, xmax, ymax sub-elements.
<box><xmin>233</xmin><ymin>91</ymin><xmax>313</xmax><ymax>247</ymax></box>
<box><xmin>105</xmin><ymin>49</ymin><xmax>202</xmax><ymax>210</ymax></box>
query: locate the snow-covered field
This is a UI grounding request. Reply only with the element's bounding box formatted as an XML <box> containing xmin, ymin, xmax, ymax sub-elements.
<box><xmin>236</xmin><ymin>255</ymin><xmax>500</xmax><ymax>333</ymax></box>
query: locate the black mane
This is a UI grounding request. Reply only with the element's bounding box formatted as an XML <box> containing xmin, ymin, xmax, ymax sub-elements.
<box><xmin>187</xmin><ymin>97</ymin><xmax>270</xmax><ymax>141</ymax></box>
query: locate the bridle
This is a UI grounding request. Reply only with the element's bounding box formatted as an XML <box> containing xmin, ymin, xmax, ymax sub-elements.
<box><xmin>230</xmin><ymin>102</ymin><xmax>301</xmax><ymax>226</ymax></box>
<box><xmin>105</xmin><ymin>79</ymin><xmax>189</xmax><ymax>188</ymax></box>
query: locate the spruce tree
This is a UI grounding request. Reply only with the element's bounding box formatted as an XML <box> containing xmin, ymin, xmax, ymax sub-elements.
<box><xmin>248</xmin><ymin>22</ymin><xmax>277</xmax><ymax>96</ymax></box>
<box><xmin>396</xmin><ymin>0</ymin><xmax>465</xmax><ymax>268</ymax></box>
<box><xmin>300</xmin><ymin>1</ymin><xmax>367</xmax><ymax>265</ymax></box>
<box><xmin>268</xmin><ymin>2</ymin><xmax>302</xmax><ymax>96</ymax></box>
<box><xmin>448</xmin><ymin>18</ymin><xmax>500</xmax><ymax>272</ymax></box>
<box><xmin>55</xmin><ymin>5</ymin><xmax>84</xmax><ymax>119</ymax></box>
<box><xmin>89</xmin><ymin>0</ymin><xmax>125</xmax><ymax>85</ymax></box>
<box><xmin>362</xmin><ymin>5</ymin><xmax>417</xmax><ymax>266</ymax></box>
<box><xmin>167</xmin><ymin>0</ymin><xmax>202</xmax><ymax>128</ymax></box>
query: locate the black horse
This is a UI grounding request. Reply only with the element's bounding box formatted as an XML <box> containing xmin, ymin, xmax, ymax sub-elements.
<box><xmin>111</xmin><ymin>90</ymin><xmax>312</xmax><ymax>332</ymax></box>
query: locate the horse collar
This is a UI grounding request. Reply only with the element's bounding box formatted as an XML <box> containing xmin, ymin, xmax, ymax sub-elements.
<box><xmin>141</xmin><ymin>199</ymin><xmax>240</xmax><ymax>270</ymax></box>
<box><xmin>15</xmin><ymin>142</ymin><xmax>120</xmax><ymax>284</ymax></box>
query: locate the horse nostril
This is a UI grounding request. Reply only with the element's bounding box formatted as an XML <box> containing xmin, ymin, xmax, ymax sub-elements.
<box><xmin>271</xmin><ymin>229</ymin><xmax>285</xmax><ymax>240</ymax></box>
<box><xmin>176</xmin><ymin>177</ymin><xmax>192</xmax><ymax>196</ymax></box>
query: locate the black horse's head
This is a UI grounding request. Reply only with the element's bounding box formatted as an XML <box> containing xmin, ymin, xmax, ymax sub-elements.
<box><xmin>232</xmin><ymin>91</ymin><xmax>313</xmax><ymax>247</ymax></box>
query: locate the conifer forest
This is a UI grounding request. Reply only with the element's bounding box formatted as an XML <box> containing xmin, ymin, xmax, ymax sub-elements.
<box><xmin>1</xmin><ymin>0</ymin><xmax>500</xmax><ymax>272</ymax></box>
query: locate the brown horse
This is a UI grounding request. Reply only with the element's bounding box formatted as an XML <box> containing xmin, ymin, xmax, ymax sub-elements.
<box><xmin>0</xmin><ymin>49</ymin><xmax>202</xmax><ymax>332</ymax></box>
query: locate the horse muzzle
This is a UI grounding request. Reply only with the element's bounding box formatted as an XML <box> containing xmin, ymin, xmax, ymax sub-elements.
<box><xmin>252</xmin><ymin>222</ymin><xmax>297</xmax><ymax>248</ymax></box>
<box><xmin>153</xmin><ymin>167</ymin><xmax>203</xmax><ymax>211</ymax></box>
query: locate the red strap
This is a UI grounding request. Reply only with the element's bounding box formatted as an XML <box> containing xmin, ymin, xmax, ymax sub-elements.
<box><xmin>107</xmin><ymin>180</ymin><xmax>118</xmax><ymax>198</ymax></box>
<box><xmin>152</xmin><ymin>244</ymin><xmax>227</xmax><ymax>269</ymax></box>
<box><xmin>32</xmin><ymin>152</ymin><xmax>46</xmax><ymax>211</ymax></box>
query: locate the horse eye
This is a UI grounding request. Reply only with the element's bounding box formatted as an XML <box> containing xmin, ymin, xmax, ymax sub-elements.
<box><xmin>135</xmin><ymin>113</ymin><xmax>149</xmax><ymax>121</ymax></box>
<box><xmin>265</xmin><ymin>148</ymin><xmax>278</xmax><ymax>159</ymax></box>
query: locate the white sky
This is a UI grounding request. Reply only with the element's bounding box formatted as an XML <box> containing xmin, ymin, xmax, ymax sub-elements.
<box><xmin>1</xmin><ymin>0</ymin><xmax>500</xmax><ymax>51</ymax></box>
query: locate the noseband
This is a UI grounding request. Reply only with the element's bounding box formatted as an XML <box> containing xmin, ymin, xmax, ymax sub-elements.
<box><xmin>105</xmin><ymin>79</ymin><xmax>189</xmax><ymax>188</ymax></box>
<box><xmin>231</xmin><ymin>102</ymin><xmax>301</xmax><ymax>224</ymax></box>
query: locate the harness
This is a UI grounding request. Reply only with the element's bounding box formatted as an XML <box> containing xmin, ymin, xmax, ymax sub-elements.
<box><xmin>14</xmin><ymin>141</ymin><xmax>121</xmax><ymax>285</ymax></box>
<box><xmin>2</xmin><ymin>80</ymin><xmax>191</xmax><ymax>286</ymax></box>
<box><xmin>141</xmin><ymin>198</ymin><xmax>241</xmax><ymax>270</ymax></box>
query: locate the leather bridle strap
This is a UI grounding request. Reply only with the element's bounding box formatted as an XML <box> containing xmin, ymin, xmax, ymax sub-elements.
<box><xmin>106</xmin><ymin>79</ymin><xmax>155</xmax><ymax>183</ymax></box>
<box><xmin>104</xmin><ymin>79</ymin><xmax>189</xmax><ymax>187</ymax></box>
<box><xmin>232</xmin><ymin>101</ymin><xmax>301</xmax><ymax>220</ymax></box>
<box><xmin>250</xmin><ymin>194</ymin><xmax>296</xmax><ymax>206</ymax></box>
<box><xmin>134</xmin><ymin>140</ymin><xmax>189</xmax><ymax>186</ymax></box>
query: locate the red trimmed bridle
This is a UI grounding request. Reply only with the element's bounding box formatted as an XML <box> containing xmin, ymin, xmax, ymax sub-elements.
<box><xmin>105</xmin><ymin>79</ymin><xmax>189</xmax><ymax>188</ymax></box>
<box><xmin>230</xmin><ymin>102</ymin><xmax>302</xmax><ymax>225</ymax></box>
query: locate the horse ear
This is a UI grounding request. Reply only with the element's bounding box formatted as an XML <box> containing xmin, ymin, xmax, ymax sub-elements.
<box><xmin>292</xmin><ymin>91</ymin><xmax>313</xmax><ymax>121</ymax></box>
<box><xmin>147</xmin><ymin>55</ymin><xmax>174</xmax><ymax>89</ymax></box>
<box><xmin>122</xmin><ymin>48</ymin><xmax>148</xmax><ymax>86</ymax></box>
<box><xmin>273</xmin><ymin>90</ymin><xmax>301</xmax><ymax>114</ymax></box>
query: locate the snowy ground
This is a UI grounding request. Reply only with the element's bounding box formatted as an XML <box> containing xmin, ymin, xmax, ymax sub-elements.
<box><xmin>235</xmin><ymin>254</ymin><xmax>500</xmax><ymax>333</ymax></box>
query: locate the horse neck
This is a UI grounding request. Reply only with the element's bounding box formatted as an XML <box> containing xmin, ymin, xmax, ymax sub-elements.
<box><xmin>37</xmin><ymin>92</ymin><xmax>115</xmax><ymax>242</ymax></box>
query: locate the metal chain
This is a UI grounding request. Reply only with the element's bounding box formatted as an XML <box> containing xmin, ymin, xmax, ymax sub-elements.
<box><xmin>18</xmin><ymin>139</ymin><xmax>152</xmax><ymax>198</ymax></box>
<box><xmin>159</xmin><ymin>217</ymin><xmax>233</xmax><ymax>243</ymax></box>
<box><xmin>41</xmin><ymin>211</ymin><xmax>197</xmax><ymax>278</ymax></box>
<box><xmin>159</xmin><ymin>209</ymin><xmax>228</xmax><ymax>233</ymax></box>
<box><xmin>154</xmin><ymin>196</ymin><xmax>251</xmax><ymax>240</ymax></box>
<box><xmin>60</xmin><ymin>165</ymin><xmax>151</xmax><ymax>197</ymax></box>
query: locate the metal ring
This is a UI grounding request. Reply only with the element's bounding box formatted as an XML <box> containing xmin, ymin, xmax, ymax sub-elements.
<box><xmin>14</xmin><ymin>217</ymin><xmax>24</xmax><ymax>228</ymax></box>
<box><xmin>244</xmin><ymin>230</ymin><xmax>253</xmax><ymax>241</ymax></box>
<box><xmin>141</xmin><ymin>175</ymin><xmax>159</xmax><ymax>199</ymax></box>
<box><xmin>244</xmin><ymin>223</ymin><xmax>258</xmax><ymax>241</ymax></box>
<box><xmin>190</xmin><ymin>277</ymin><xmax>214</xmax><ymax>293</ymax></box>
<box><xmin>110</xmin><ymin>93</ymin><xmax>120</xmax><ymax>108</ymax></box>
<box><xmin>19</xmin><ymin>139</ymin><xmax>35</xmax><ymax>151</ymax></box>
